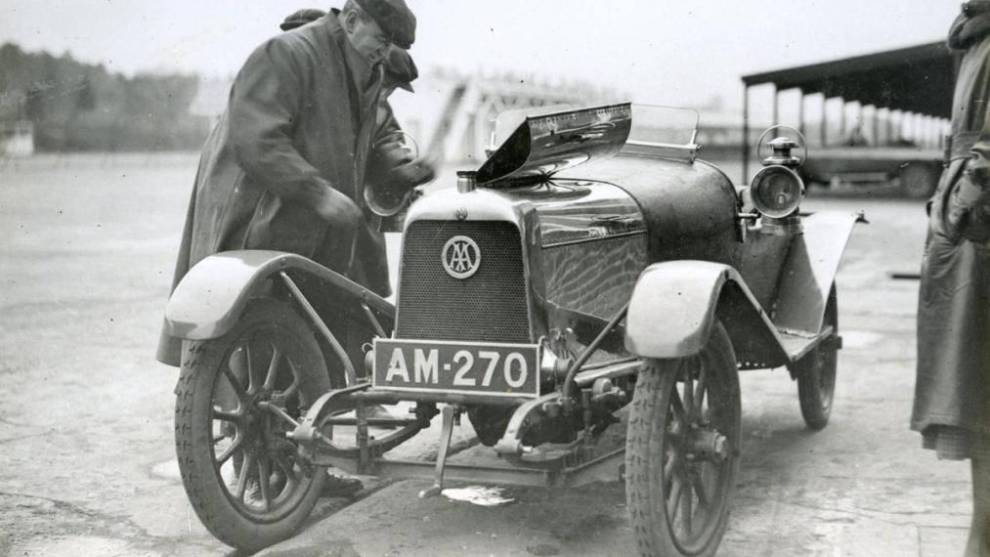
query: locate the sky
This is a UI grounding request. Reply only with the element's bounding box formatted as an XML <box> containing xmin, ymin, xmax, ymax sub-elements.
<box><xmin>0</xmin><ymin>1</ymin><xmax>961</xmax><ymax>109</ymax></box>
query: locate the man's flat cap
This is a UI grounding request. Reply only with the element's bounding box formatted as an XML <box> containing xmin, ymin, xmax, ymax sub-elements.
<box><xmin>384</xmin><ymin>47</ymin><xmax>418</xmax><ymax>92</ymax></box>
<box><xmin>280</xmin><ymin>8</ymin><xmax>327</xmax><ymax>31</ymax></box>
<box><xmin>355</xmin><ymin>0</ymin><xmax>416</xmax><ymax>49</ymax></box>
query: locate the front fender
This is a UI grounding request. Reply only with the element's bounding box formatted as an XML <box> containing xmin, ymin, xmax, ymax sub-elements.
<box><xmin>772</xmin><ymin>211</ymin><xmax>864</xmax><ymax>334</ymax></box>
<box><xmin>624</xmin><ymin>261</ymin><xmax>786</xmax><ymax>363</ymax></box>
<box><xmin>164</xmin><ymin>250</ymin><xmax>393</xmax><ymax>340</ymax></box>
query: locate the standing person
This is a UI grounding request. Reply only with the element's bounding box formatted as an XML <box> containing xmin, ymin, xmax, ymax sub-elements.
<box><xmin>365</xmin><ymin>46</ymin><xmax>436</xmax><ymax>221</ymax></box>
<box><xmin>278</xmin><ymin>9</ymin><xmax>432</xmax><ymax>220</ymax></box>
<box><xmin>913</xmin><ymin>3</ymin><xmax>990</xmax><ymax>554</ymax></box>
<box><xmin>274</xmin><ymin>8</ymin><xmax>433</xmax><ymax>400</ymax></box>
<box><xmin>156</xmin><ymin>1</ymin><xmax>418</xmax><ymax>497</ymax></box>
<box><xmin>157</xmin><ymin>0</ymin><xmax>416</xmax><ymax>367</ymax></box>
<box><xmin>275</xmin><ymin>7</ymin><xmax>434</xmax><ymax>265</ymax></box>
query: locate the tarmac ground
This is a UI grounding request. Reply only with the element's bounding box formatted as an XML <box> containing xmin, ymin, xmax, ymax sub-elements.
<box><xmin>0</xmin><ymin>153</ymin><xmax>972</xmax><ymax>556</ymax></box>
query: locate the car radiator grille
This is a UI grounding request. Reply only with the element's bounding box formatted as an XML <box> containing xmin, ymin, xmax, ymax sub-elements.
<box><xmin>396</xmin><ymin>220</ymin><xmax>531</xmax><ymax>343</ymax></box>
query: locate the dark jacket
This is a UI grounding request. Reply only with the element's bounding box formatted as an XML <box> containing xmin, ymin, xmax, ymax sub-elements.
<box><xmin>912</xmin><ymin>31</ymin><xmax>990</xmax><ymax>437</ymax></box>
<box><xmin>156</xmin><ymin>14</ymin><xmax>390</xmax><ymax>366</ymax></box>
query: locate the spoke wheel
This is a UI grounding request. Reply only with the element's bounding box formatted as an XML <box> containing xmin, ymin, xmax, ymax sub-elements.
<box><xmin>795</xmin><ymin>285</ymin><xmax>839</xmax><ymax>430</ymax></box>
<box><xmin>175</xmin><ymin>298</ymin><xmax>332</xmax><ymax>552</ymax></box>
<box><xmin>626</xmin><ymin>322</ymin><xmax>741</xmax><ymax>557</ymax></box>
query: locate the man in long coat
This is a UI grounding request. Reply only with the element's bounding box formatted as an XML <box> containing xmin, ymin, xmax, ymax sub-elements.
<box><xmin>913</xmin><ymin>3</ymin><xmax>990</xmax><ymax>554</ymax></box>
<box><xmin>156</xmin><ymin>0</ymin><xmax>417</xmax><ymax>367</ymax></box>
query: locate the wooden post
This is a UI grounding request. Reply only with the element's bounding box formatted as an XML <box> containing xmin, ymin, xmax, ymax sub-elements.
<box><xmin>798</xmin><ymin>89</ymin><xmax>805</xmax><ymax>136</ymax></box>
<box><xmin>884</xmin><ymin>108</ymin><xmax>894</xmax><ymax>145</ymax></box>
<box><xmin>821</xmin><ymin>95</ymin><xmax>828</xmax><ymax>147</ymax></box>
<box><xmin>742</xmin><ymin>85</ymin><xmax>750</xmax><ymax>183</ymax></box>
<box><xmin>872</xmin><ymin>105</ymin><xmax>880</xmax><ymax>145</ymax></box>
<box><xmin>772</xmin><ymin>85</ymin><xmax>779</xmax><ymax>126</ymax></box>
<box><xmin>839</xmin><ymin>100</ymin><xmax>847</xmax><ymax>142</ymax></box>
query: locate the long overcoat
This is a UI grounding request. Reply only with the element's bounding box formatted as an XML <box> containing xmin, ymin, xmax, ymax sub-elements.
<box><xmin>156</xmin><ymin>14</ymin><xmax>389</xmax><ymax>366</ymax></box>
<box><xmin>912</xmin><ymin>33</ymin><xmax>990</xmax><ymax>440</ymax></box>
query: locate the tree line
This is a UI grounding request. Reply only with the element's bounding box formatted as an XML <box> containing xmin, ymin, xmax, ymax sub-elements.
<box><xmin>0</xmin><ymin>43</ymin><xmax>210</xmax><ymax>151</ymax></box>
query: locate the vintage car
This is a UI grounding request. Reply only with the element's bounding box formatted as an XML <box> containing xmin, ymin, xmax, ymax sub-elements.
<box><xmin>162</xmin><ymin>103</ymin><xmax>861</xmax><ymax>556</ymax></box>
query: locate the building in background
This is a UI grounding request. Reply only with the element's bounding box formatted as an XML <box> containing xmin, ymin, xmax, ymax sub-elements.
<box><xmin>0</xmin><ymin>120</ymin><xmax>35</xmax><ymax>157</ymax></box>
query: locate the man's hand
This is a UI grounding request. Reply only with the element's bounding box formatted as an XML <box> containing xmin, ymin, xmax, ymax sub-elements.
<box><xmin>947</xmin><ymin>166</ymin><xmax>990</xmax><ymax>243</ymax></box>
<box><xmin>314</xmin><ymin>185</ymin><xmax>364</xmax><ymax>228</ymax></box>
<box><xmin>390</xmin><ymin>154</ymin><xmax>438</xmax><ymax>187</ymax></box>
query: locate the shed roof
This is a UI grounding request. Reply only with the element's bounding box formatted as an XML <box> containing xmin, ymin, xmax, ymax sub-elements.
<box><xmin>741</xmin><ymin>42</ymin><xmax>957</xmax><ymax>118</ymax></box>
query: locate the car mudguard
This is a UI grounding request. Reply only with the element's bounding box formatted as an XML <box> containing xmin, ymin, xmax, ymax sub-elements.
<box><xmin>624</xmin><ymin>260</ymin><xmax>787</xmax><ymax>364</ymax></box>
<box><xmin>164</xmin><ymin>250</ymin><xmax>394</xmax><ymax>340</ymax></box>
<box><xmin>625</xmin><ymin>212</ymin><xmax>863</xmax><ymax>365</ymax></box>
<box><xmin>772</xmin><ymin>211</ymin><xmax>864</xmax><ymax>335</ymax></box>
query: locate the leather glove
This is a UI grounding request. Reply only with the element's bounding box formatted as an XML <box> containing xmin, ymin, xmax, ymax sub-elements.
<box><xmin>313</xmin><ymin>185</ymin><xmax>364</xmax><ymax>230</ymax></box>
<box><xmin>390</xmin><ymin>155</ymin><xmax>437</xmax><ymax>187</ymax></box>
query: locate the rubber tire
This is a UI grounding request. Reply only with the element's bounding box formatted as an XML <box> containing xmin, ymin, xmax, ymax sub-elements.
<box><xmin>795</xmin><ymin>285</ymin><xmax>839</xmax><ymax>431</ymax></box>
<box><xmin>626</xmin><ymin>323</ymin><xmax>741</xmax><ymax>557</ymax></box>
<box><xmin>899</xmin><ymin>164</ymin><xmax>938</xmax><ymax>199</ymax></box>
<box><xmin>174</xmin><ymin>298</ymin><xmax>331</xmax><ymax>553</ymax></box>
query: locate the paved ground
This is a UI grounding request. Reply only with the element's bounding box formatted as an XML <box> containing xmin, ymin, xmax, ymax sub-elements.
<box><xmin>0</xmin><ymin>153</ymin><xmax>973</xmax><ymax>556</ymax></box>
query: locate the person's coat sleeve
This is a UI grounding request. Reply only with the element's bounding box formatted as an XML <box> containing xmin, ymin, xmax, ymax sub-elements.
<box><xmin>228</xmin><ymin>39</ymin><xmax>335</xmax><ymax>206</ymax></box>
<box><xmin>969</xmin><ymin>99</ymin><xmax>990</xmax><ymax>175</ymax></box>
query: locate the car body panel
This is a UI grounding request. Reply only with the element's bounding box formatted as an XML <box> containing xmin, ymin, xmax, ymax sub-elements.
<box><xmin>401</xmin><ymin>180</ymin><xmax>651</xmax><ymax>343</ymax></box>
<box><xmin>164</xmin><ymin>250</ymin><xmax>392</xmax><ymax>340</ymax></box>
<box><xmin>624</xmin><ymin>260</ymin><xmax>787</xmax><ymax>362</ymax></box>
<box><xmin>772</xmin><ymin>211</ymin><xmax>864</xmax><ymax>334</ymax></box>
<box><xmin>563</xmin><ymin>155</ymin><xmax>740</xmax><ymax>266</ymax></box>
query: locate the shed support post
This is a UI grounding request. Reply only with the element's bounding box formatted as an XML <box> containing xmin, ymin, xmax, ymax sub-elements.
<box><xmin>772</xmin><ymin>86</ymin><xmax>779</xmax><ymax>127</ymax></box>
<box><xmin>873</xmin><ymin>105</ymin><xmax>880</xmax><ymax>145</ymax></box>
<box><xmin>839</xmin><ymin>99</ymin><xmax>847</xmax><ymax>141</ymax></box>
<box><xmin>798</xmin><ymin>90</ymin><xmax>805</xmax><ymax>136</ymax></box>
<box><xmin>821</xmin><ymin>95</ymin><xmax>828</xmax><ymax>147</ymax></box>
<box><xmin>886</xmin><ymin>108</ymin><xmax>894</xmax><ymax>145</ymax></box>
<box><xmin>742</xmin><ymin>85</ymin><xmax>750</xmax><ymax>183</ymax></box>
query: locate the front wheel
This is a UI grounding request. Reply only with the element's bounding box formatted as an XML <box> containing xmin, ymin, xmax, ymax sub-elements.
<box><xmin>174</xmin><ymin>298</ymin><xmax>332</xmax><ymax>552</ymax></box>
<box><xmin>625</xmin><ymin>323</ymin><xmax>741</xmax><ymax>557</ymax></box>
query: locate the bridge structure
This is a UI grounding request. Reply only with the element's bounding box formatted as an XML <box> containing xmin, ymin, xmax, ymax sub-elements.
<box><xmin>390</xmin><ymin>68</ymin><xmax>620</xmax><ymax>163</ymax></box>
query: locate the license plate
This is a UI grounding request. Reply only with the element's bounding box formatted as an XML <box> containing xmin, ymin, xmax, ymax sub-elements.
<box><xmin>372</xmin><ymin>339</ymin><xmax>541</xmax><ymax>398</ymax></box>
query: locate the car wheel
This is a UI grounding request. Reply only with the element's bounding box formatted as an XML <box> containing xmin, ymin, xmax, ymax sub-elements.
<box><xmin>174</xmin><ymin>298</ymin><xmax>331</xmax><ymax>552</ymax></box>
<box><xmin>794</xmin><ymin>285</ymin><xmax>839</xmax><ymax>430</ymax></box>
<box><xmin>899</xmin><ymin>163</ymin><xmax>938</xmax><ymax>199</ymax></box>
<box><xmin>625</xmin><ymin>322</ymin><xmax>741</xmax><ymax>557</ymax></box>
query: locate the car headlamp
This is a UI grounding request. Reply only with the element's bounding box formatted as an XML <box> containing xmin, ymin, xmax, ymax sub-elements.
<box><xmin>749</xmin><ymin>165</ymin><xmax>805</xmax><ymax>218</ymax></box>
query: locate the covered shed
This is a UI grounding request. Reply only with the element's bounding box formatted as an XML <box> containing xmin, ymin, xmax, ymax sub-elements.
<box><xmin>741</xmin><ymin>41</ymin><xmax>958</xmax><ymax>180</ymax></box>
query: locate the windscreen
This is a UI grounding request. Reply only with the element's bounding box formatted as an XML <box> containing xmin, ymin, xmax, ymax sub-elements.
<box><xmin>627</xmin><ymin>104</ymin><xmax>699</xmax><ymax>147</ymax></box>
